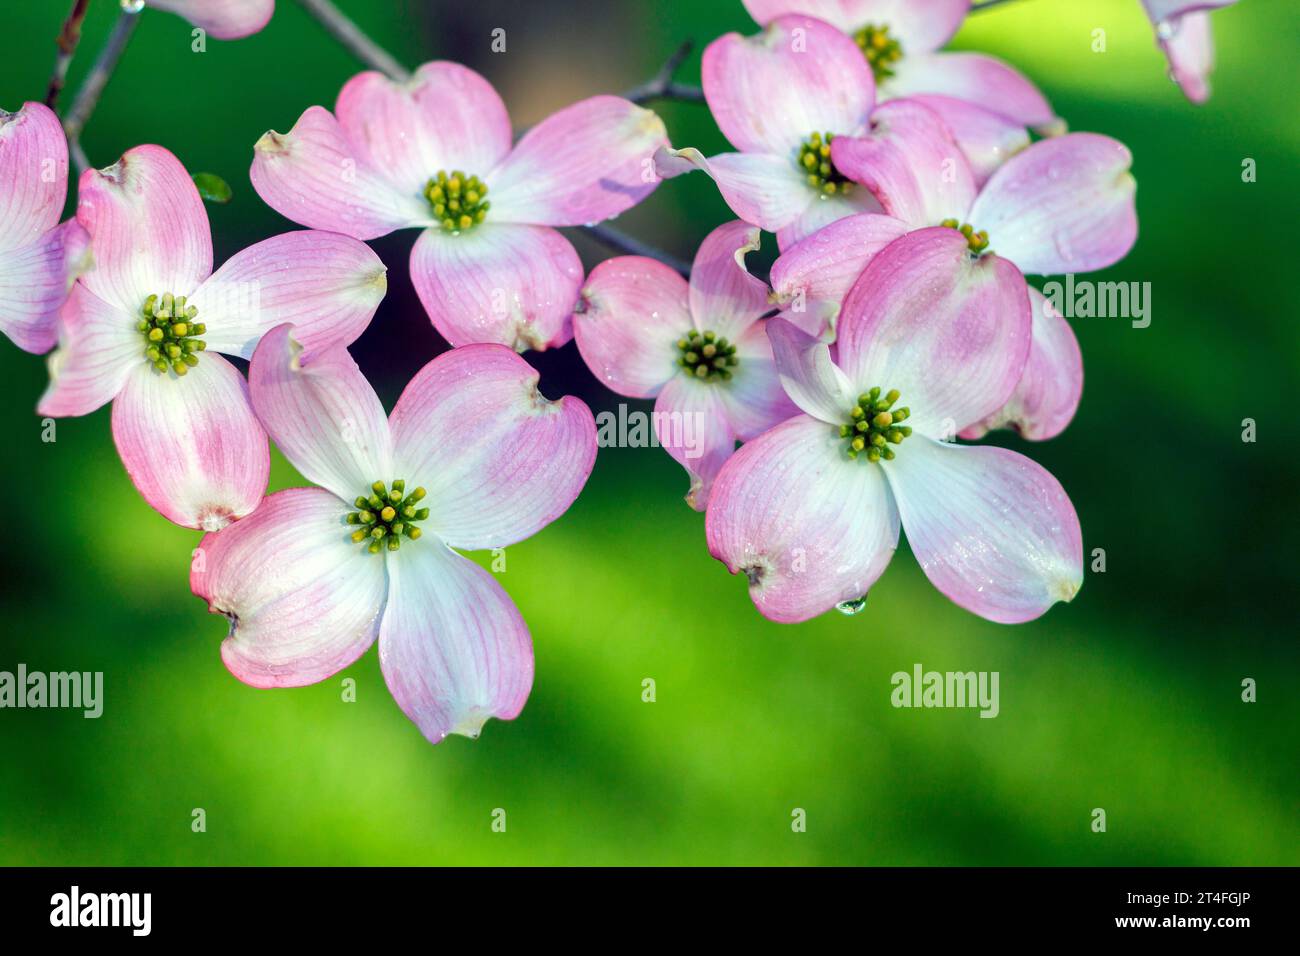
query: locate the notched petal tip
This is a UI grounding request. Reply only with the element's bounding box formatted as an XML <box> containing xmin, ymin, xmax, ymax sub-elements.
<box><xmin>254</xmin><ymin>129</ymin><xmax>291</xmax><ymax>155</ymax></box>
<box><xmin>447</xmin><ymin>707</ymin><xmax>494</xmax><ymax>741</ymax></box>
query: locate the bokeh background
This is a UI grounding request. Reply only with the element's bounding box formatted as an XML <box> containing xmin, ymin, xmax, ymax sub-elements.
<box><xmin>1</xmin><ymin>0</ymin><xmax>1296</xmax><ymax>866</ymax></box>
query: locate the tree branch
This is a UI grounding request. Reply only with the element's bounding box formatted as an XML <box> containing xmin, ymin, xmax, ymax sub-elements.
<box><xmin>45</xmin><ymin>0</ymin><xmax>92</xmax><ymax>109</ymax></box>
<box><xmin>293</xmin><ymin>0</ymin><xmax>410</xmax><ymax>82</ymax></box>
<box><xmin>575</xmin><ymin>224</ymin><xmax>691</xmax><ymax>278</ymax></box>
<box><xmin>971</xmin><ymin>0</ymin><xmax>1031</xmax><ymax>11</ymax></box>
<box><xmin>622</xmin><ymin>40</ymin><xmax>704</xmax><ymax>105</ymax></box>
<box><xmin>62</xmin><ymin>7</ymin><xmax>141</xmax><ymax>173</ymax></box>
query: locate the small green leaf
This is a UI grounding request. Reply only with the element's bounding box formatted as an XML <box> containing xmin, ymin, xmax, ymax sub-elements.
<box><xmin>191</xmin><ymin>172</ymin><xmax>232</xmax><ymax>205</ymax></box>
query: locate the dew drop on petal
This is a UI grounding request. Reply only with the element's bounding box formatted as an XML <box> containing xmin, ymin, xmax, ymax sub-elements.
<box><xmin>836</xmin><ymin>595</ymin><xmax>868</xmax><ymax>616</ymax></box>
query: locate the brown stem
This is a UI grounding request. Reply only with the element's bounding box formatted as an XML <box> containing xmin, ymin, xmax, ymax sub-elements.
<box><xmin>46</xmin><ymin>0</ymin><xmax>93</xmax><ymax>109</ymax></box>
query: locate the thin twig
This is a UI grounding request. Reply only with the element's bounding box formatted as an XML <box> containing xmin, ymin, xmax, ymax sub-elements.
<box><xmin>622</xmin><ymin>40</ymin><xmax>704</xmax><ymax>105</ymax></box>
<box><xmin>46</xmin><ymin>0</ymin><xmax>92</xmax><ymax>109</ymax></box>
<box><xmin>576</xmin><ymin>225</ymin><xmax>691</xmax><ymax>278</ymax></box>
<box><xmin>293</xmin><ymin>0</ymin><xmax>410</xmax><ymax>82</ymax></box>
<box><xmin>971</xmin><ymin>0</ymin><xmax>1030</xmax><ymax>11</ymax></box>
<box><xmin>63</xmin><ymin>7</ymin><xmax>141</xmax><ymax>173</ymax></box>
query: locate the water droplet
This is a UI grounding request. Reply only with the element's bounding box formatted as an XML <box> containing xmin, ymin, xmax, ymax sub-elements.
<box><xmin>835</xmin><ymin>595</ymin><xmax>868</xmax><ymax>616</ymax></box>
<box><xmin>121</xmin><ymin>0</ymin><xmax>145</xmax><ymax>12</ymax></box>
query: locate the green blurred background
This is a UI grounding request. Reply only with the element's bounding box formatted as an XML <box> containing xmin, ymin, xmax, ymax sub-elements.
<box><xmin>1</xmin><ymin>0</ymin><xmax>1296</xmax><ymax>865</ymax></box>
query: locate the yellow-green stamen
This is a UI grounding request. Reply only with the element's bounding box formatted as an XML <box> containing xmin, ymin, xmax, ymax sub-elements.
<box><xmin>840</xmin><ymin>387</ymin><xmax>912</xmax><ymax>462</ymax></box>
<box><xmin>138</xmin><ymin>292</ymin><xmax>206</xmax><ymax>376</ymax></box>
<box><xmin>853</xmin><ymin>23</ymin><xmax>903</xmax><ymax>83</ymax></box>
<box><xmin>423</xmin><ymin>170</ymin><xmax>490</xmax><ymax>234</ymax></box>
<box><xmin>941</xmin><ymin>218</ymin><xmax>992</xmax><ymax>255</ymax></box>
<box><xmin>798</xmin><ymin>131</ymin><xmax>855</xmax><ymax>198</ymax></box>
<box><xmin>347</xmin><ymin>479</ymin><xmax>429</xmax><ymax>554</ymax></box>
<box><xmin>676</xmin><ymin>328</ymin><xmax>739</xmax><ymax>382</ymax></box>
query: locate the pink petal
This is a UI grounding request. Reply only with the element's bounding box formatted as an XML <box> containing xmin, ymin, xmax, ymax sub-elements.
<box><xmin>688</xmin><ymin>221</ymin><xmax>770</xmax><ymax>341</ymax></box>
<box><xmin>250</xmin><ymin>106</ymin><xmax>428</xmax><ymax>241</ymax></box>
<box><xmin>193</xmin><ymin>487</ymin><xmax>387</xmax><ymax>688</ymax></box>
<box><xmin>765</xmin><ymin>315</ymin><xmax>856</xmax><ymax>422</ymax></box>
<box><xmin>76</xmin><ymin>145</ymin><xmax>212</xmax><ymax>312</ymax></box>
<box><xmin>653</xmin><ymin>375</ymin><xmax>738</xmax><ymax>512</ymax></box>
<box><xmin>1141</xmin><ymin>1</ymin><xmax>1236</xmax><ymax>25</ymax></box>
<box><xmin>835</xmin><ymin>226</ymin><xmax>1031</xmax><ymax>437</ymax></box>
<box><xmin>774</xmin><ymin>186</ymin><xmax>880</xmax><ymax>250</ymax></box>
<box><xmin>574</xmin><ymin>256</ymin><xmax>689</xmax><ymax>399</ymax></box>
<box><xmin>741</xmin><ymin>0</ymin><xmax>970</xmax><ymax>53</ymax></box>
<box><xmin>1154</xmin><ymin>11</ymin><xmax>1216</xmax><ymax>103</ymax></box>
<box><xmin>886</xmin><ymin>52</ymin><xmax>1056</xmax><ymax>129</ymax></box>
<box><xmin>191</xmin><ymin>230</ymin><xmax>387</xmax><ymax>359</ymax></box>
<box><xmin>488</xmin><ymin>96</ymin><xmax>668</xmax><ymax>227</ymax></box>
<box><xmin>706</xmin><ymin>414</ymin><xmax>899</xmax><ymax>623</ymax></box>
<box><xmin>715</xmin><ymin>321</ymin><xmax>801</xmax><ymax>440</ymax></box>
<box><xmin>769</xmin><ymin>211</ymin><xmax>908</xmax><ymax>332</ymax></box>
<box><xmin>885</xmin><ymin>437</ymin><xmax>1082</xmax><ymax>623</ymax></box>
<box><xmin>901</xmin><ymin>94</ymin><xmax>1030</xmax><ymax>186</ymax></box>
<box><xmin>379</xmin><ymin>535</ymin><xmax>534</xmax><ymax>743</ymax></box>
<box><xmin>335</xmin><ymin>62</ymin><xmax>512</xmax><ymax>197</ymax></box>
<box><xmin>653</xmin><ymin>147</ymin><xmax>813</xmax><ymax>235</ymax></box>
<box><xmin>831</xmin><ymin>98</ymin><xmax>977</xmax><ymax>229</ymax></box>
<box><xmin>112</xmin><ymin>353</ymin><xmax>268</xmax><ymax>530</ymax></box>
<box><xmin>37</xmin><ymin>283</ymin><xmax>140</xmax><ymax>417</ymax></box>
<box><xmin>0</xmin><ymin>219</ymin><xmax>89</xmax><ymax>354</ymax></box>
<box><xmin>0</xmin><ymin>102</ymin><xmax>66</xmax><ymax>251</ymax></box>
<box><xmin>702</xmin><ymin>16</ymin><xmax>875</xmax><ymax>155</ymax></box>
<box><xmin>968</xmin><ymin>133</ymin><xmax>1138</xmax><ymax>276</ymax></box>
<box><xmin>874</xmin><ymin>0</ymin><xmax>971</xmax><ymax>53</ymax></box>
<box><xmin>961</xmin><ymin>287</ymin><xmax>1082</xmax><ymax>442</ymax></box>
<box><xmin>248</xmin><ymin>324</ymin><xmax>393</xmax><ymax>502</ymax></box>
<box><xmin>389</xmin><ymin>344</ymin><xmax>596</xmax><ymax>550</ymax></box>
<box><xmin>409</xmin><ymin>223</ymin><xmax>582</xmax><ymax>351</ymax></box>
<box><xmin>144</xmin><ymin>0</ymin><xmax>275</xmax><ymax>39</ymax></box>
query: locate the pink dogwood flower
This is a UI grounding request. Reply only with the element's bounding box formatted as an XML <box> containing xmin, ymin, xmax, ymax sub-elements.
<box><xmin>143</xmin><ymin>0</ymin><xmax>274</xmax><ymax>40</ymax></box>
<box><xmin>38</xmin><ymin>144</ymin><xmax>387</xmax><ymax>530</ymax></box>
<box><xmin>1140</xmin><ymin>1</ymin><xmax>1239</xmax><ymax>103</ymax></box>
<box><xmin>707</xmin><ymin>228</ymin><xmax>1084</xmax><ymax>624</ymax></box>
<box><xmin>739</xmin><ymin>0</ymin><xmax>1060</xmax><ymax>180</ymax></box>
<box><xmin>250</xmin><ymin>61</ymin><xmax>670</xmax><ymax>351</ymax></box>
<box><xmin>658</xmin><ymin>15</ymin><xmax>884</xmax><ymax>250</ymax></box>
<box><xmin>573</xmin><ymin>221</ymin><xmax>796</xmax><ymax>509</ymax></box>
<box><xmin>771</xmin><ymin>104</ymin><xmax>1133</xmax><ymax>436</ymax></box>
<box><xmin>0</xmin><ymin>102</ymin><xmax>89</xmax><ymax>353</ymax></box>
<box><xmin>192</xmin><ymin>325</ymin><xmax>597</xmax><ymax>744</ymax></box>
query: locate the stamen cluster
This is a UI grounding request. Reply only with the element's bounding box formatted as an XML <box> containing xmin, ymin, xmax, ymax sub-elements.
<box><xmin>941</xmin><ymin>218</ymin><xmax>992</xmax><ymax>255</ymax></box>
<box><xmin>424</xmin><ymin>170</ymin><xmax>490</xmax><ymax>233</ymax></box>
<box><xmin>798</xmin><ymin>132</ymin><xmax>855</xmax><ymax>197</ymax></box>
<box><xmin>676</xmin><ymin>328</ymin><xmax>739</xmax><ymax>382</ymax></box>
<box><xmin>841</xmin><ymin>387</ymin><xmax>912</xmax><ymax>462</ymax></box>
<box><xmin>853</xmin><ymin>24</ymin><xmax>904</xmax><ymax>82</ymax></box>
<box><xmin>138</xmin><ymin>292</ymin><xmax>206</xmax><ymax>375</ymax></box>
<box><xmin>348</xmin><ymin>479</ymin><xmax>430</xmax><ymax>554</ymax></box>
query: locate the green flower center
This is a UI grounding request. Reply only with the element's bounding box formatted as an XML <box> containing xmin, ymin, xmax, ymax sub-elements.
<box><xmin>424</xmin><ymin>170</ymin><xmax>490</xmax><ymax>234</ymax></box>
<box><xmin>941</xmin><ymin>218</ymin><xmax>992</xmax><ymax>255</ymax></box>
<box><xmin>798</xmin><ymin>132</ymin><xmax>855</xmax><ymax>198</ymax></box>
<box><xmin>676</xmin><ymin>328</ymin><xmax>738</xmax><ymax>382</ymax></box>
<box><xmin>854</xmin><ymin>23</ymin><xmax>903</xmax><ymax>83</ymax></box>
<box><xmin>840</xmin><ymin>387</ymin><xmax>912</xmax><ymax>462</ymax></box>
<box><xmin>347</xmin><ymin>480</ymin><xmax>429</xmax><ymax>554</ymax></box>
<box><xmin>138</xmin><ymin>292</ymin><xmax>206</xmax><ymax>375</ymax></box>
